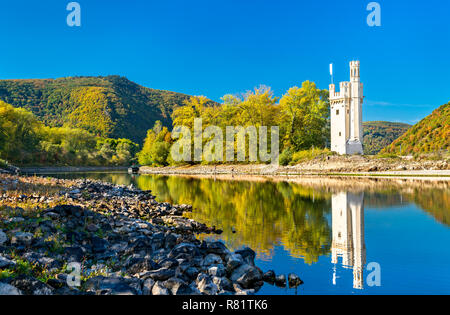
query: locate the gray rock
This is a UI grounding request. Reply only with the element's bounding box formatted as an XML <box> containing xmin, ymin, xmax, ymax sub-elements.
<box><xmin>196</xmin><ymin>274</ymin><xmax>219</xmax><ymax>295</ymax></box>
<box><xmin>163</xmin><ymin>277</ymin><xmax>193</xmax><ymax>295</ymax></box>
<box><xmin>84</xmin><ymin>276</ymin><xmax>138</xmax><ymax>295</ymax></box>
<box><xmin>208</xmin><ymin>264</ymin><xmax>227</xmax><ymax>278</ymax></box>
<box><xmin>11</xmin><ymin>232</ymin><xmax>33</xmax><ymax>246</ymax></box>
<box><xmin>0</xmin><ymin>283</ymin><xmax>22</xmax><ymax>295</ymax></box>
<box><xmin>226</xmin><ymin>253</ymin><xmax>244</xmax><ymax>271</ymax></box>
<box><xmin>288</xmin><ymin>273</ymin><xmax>303</xmax><ymax>288</ymax></box>
<box><xmin>152</xmin><ymin>281</ymin><xmax>170</xmax><ymax>295</ymax></box>
<box><xmin>202</xmin><ymin>253</ymin><xmax>223</xmax><ymax>267</ymax></box>
<box><xmin>169</xmin><ymin>243</ymin><xmax>200</xmax><ymax>259</ymax></box>
<box><xmin>22</xmin><ymin>252</ymin><xmax>62</xmax><ymax>270</ymax></box>
<box><xmin>0</xmin><ymin>255</ymin><xmax>15</xmax><ymax>269</ymax></box>
<box><xmin>9</xmin><ymin>217</ymin><xmax>25</xmax><ymax>223</ymax></box>
<box><xmin>230</xmin><ymin>264</ymin><xmax>263</xmax><ymax>289</ymax></box>
<box><xmin>263</xmin><ymin>270</ymin><xmax>276</xmax><ymax>283</ymax></box>
<box><xmin>235</xmin><ymin>248</ymin><xmax>256</xmax><ymax>266</ymax></box>
<box><xmin>142</xmin><ymin>278</ymin><xmax>155</xmax><ymax>295</ymax></box>
<box><xmin>10</xmin><ymin>276</ymin><xmax>54</xmax><ymax>295</ymax></box>
<box><xmin>139</xmin><ymin>268</ymin><xmax>175</xmax><ymax>281</ymax></box>
<box><xmin>233</xmin><ymin>283</ymin><xmax>256</xmax><ymax>295</ymax></box>
<box><xmin>275</xmin><ymin>274</ymin><xmax>286</xmax><ymax>287</ymax></box>
<box><xmin>212</xmin><ymin>277</ymin><xmax>233</xmax><ymax>292</ymax></box>
<box><xmin>0</xmin><ymin>230</ymin><xmax>7</xmax><ymax>245</ymax></box>
<box><xmin>207</xmin><ymin>241</ymin><xmax>230</xmax><ymax>256</ymax></box>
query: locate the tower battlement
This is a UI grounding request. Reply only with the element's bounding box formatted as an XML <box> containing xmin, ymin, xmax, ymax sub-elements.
<box><xmin>330</xmin><ymin>61</ymin><xmax>364</xmax><ymax>155</ymax></box>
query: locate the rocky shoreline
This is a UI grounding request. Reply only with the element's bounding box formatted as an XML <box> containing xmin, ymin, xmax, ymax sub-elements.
<box><xmin>0</xmin><ymin>174</ymin><xmax>302</xmax><ymax>295</ymax></box>
<box><xmin>140</xmin><ymin>155</ymin><xmax>449</xmax><ymax>176</ymax></box>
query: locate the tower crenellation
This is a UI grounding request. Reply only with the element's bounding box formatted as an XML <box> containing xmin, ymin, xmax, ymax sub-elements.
<box><xmin>330</xmin><ymin>61</ymin><xmax>364</xmax><ymax>155</ymax></box>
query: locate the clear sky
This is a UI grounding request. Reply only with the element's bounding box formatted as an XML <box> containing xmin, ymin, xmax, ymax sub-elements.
<box><xmin>0</xmin><ymin>0</ymin><xmax>448</xmax><ymax>124</ymax></box>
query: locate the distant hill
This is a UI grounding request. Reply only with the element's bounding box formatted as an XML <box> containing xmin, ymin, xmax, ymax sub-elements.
<box><xmin>363</xmin><ymin>121</ymin><xmax>411</xmax><ymax>155</ymax></box>
<box><xmin>0</xmin><ymin>76</ymin><xmax>215</xmax><ymax>144</ymax></box>
<box><xmin>382</xmin><ymin>103</ymin><xmax>449</xmax><ymax>155</ymax></box>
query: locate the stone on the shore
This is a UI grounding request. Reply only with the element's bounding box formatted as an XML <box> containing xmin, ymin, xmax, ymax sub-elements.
<box><xmin>202</xmin><ymin>253</ymin><xmax>223</xmax><ymax>267</ymax></box>
<box><xmin>196</xmin><ymin>274</ymin><xmax>219</xmax><ymax>295</ymax></box>
<box><xmin>263</xmin><ymin>270</ymin><xmax>276</xmax><ymax>283</ymax></box>
<box><xmin>208</xmin><ymin>264</ymin><xmax>227</xmax><ymax>278</ymax></box>
<box><xmin>11</xmin><ymin>232</ymin><xmax>33</xmax><ymax>246</ymax></box>
<box><xmin>235</xmin><ymin>248</ymin><xmax>256</xmax><ymax>266</ymax></box>
<box><xmin>0</xmin><ymin>255</ymin><xmax>15</xmax><ymax>268</ymax></box>
<box><xmin>0</xmin><ymin>283</ymin><xmax>22</xmax><ymax>295</ymax></box>
<box><xmin>152</xmin><ymin>281</ymin><xmax>170</xmax><ymax>295</ymax></box>
<box><xmin>163</xmin><ymin>277</ymin><xmax>193</xmax><ymax>295</ymax></box>
<box><xmin>140</xmin><ymin>268</ymin><xmax>175</xmax><ymax>281</ymax></box>
<box><xmin>225</xmin><ymin>253</ymin><xmax>244</xmax><ymax>271</ymax></box>
<box><xmin>288</xmin><ymin>273</ymin><xmax>304</xmax><ymax>288</ymax></box>
<box><xmin>142</xmin><ymin>278</ymin><xmax>155</xmax><ymax>295</ymax></box>
<box><xmin>230</xmin><ymin>264</ymin><xmax>263</xmax><ymax>289</ymax></box>
<box><xmin>10</xmin><ymin>276</ymin><xmax>54</xmax><ymax>295</ymax></box>
<box><xmin>169</xmin><ymin>243</ymin><xmax>200</xmax><ymax>259</ymax></box>
<box><xmin>84</xmin><ymin>276</ymin><xmax>138</xmax><ymax>295</ymax></box>
<box><xmin>0</xmin><ymin>230</ymin><xmax>7</xmax><ymax>245</ymax></box>
<box><xmin>275</xmin><ymin>274</ymin><xmax>287</xmax><ymax>287</ymax></box>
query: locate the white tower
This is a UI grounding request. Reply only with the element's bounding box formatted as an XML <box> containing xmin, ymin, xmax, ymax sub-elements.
<box><xmin>331</xmin><ymin>191</ymin><xmax>366</xmax><ymax>290</ymax></box>
<box><xmin>330</xmin><ymin>61</ymin><xmax>364</xmax><ymax>155</ymax></box>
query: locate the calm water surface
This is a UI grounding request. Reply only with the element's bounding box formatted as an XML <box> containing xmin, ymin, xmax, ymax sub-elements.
<box><xmin>45</xmin><ymin>172</ymin><xmax>450</xmax><ymax>295</ymax></box>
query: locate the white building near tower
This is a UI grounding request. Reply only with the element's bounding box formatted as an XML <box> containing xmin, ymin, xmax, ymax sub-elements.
<box><xmin>329</xmin><ymin>61</ymin><xmax>364</xmax><ymax>155</ymax></box>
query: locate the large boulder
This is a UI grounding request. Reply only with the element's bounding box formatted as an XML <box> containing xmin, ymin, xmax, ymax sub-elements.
<box><xmin>0</xmin><ymin>255</ymin><xmax>15</xmax><ymax>269</ymax></box>
<box><xmin>169</xmin><ymin>243</ymin><xmax>200</xmax><ymax>260</ymax></box>
<box><xmin>152</xmin><ymin>281</ymin><xmax>170</xmax><ymax>295</ymax></box>
<box><xmin>11</xmin><ymin>232</ymin><xmax>33</xmax><ymax>247</ymax></box>
<box><xmin>202</xmin><ymin>254</ymin><xmax>223</xmax><ymax>267</ymax></box>
<box><xmin>139</xmin><ymin>268</ymin><xmax>175</xmax><ymax>281</ymax></box>
<box><xmin>84</xmin><ymin>276</ymin><xmax>138</xmax><ymax>295</ymax></box>
<box><xmin>0</xmin><ymin>230</ymin><xmax>8</xmax><ymax>245</ymax></box>
<box><xmin>288</xmin><ymin>273</ymin><xmax>304</xmax><ymax>288</ymax></box>
<box><xmin>234</xmin><ymin>248</ymin><xmax>256</xmax><ymax>266</ymax></box>
<box><xmin>196</xmin><ymin>274</ymin><xmax>219</xmax><ymax>295</ymax></box>
<box><xmin>0</xmin><ymin>283</ymin><xmax>22</xmax><ymax>295</ymax></box>
<box><xmin>10</xmin><ymin>276</ymin><xmax>54</xmax><ymax>295</ymax></box>
<box><xmin>230</xmin><ymin>264</ymin><xmax>263</xmax><ymax>289</ymax></box>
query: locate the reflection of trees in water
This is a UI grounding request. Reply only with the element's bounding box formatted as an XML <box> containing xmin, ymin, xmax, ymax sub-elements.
<box><xmin>408</xmin><ymin>188</ymin><xmax>450</xmax><ymax>226</ymax></box>
<box><xmin>136</xmin><ymin>175</ymin><xmax>332</xmax><ymax>264</ymax></box>
<box><xmin>68</xmin><ymin>173</ymin><xmax>449</xmax><ymax>263</ymax></box>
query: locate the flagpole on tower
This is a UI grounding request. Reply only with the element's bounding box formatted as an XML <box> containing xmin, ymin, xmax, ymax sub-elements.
<box><xmin>330</xmin><ymin>63</ymin><xmax>334</xmax><ymax>85</ymax></box>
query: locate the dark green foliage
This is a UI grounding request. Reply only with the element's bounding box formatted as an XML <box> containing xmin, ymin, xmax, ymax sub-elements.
<box><xmin>0</xmin><ymin>76</ymin><xmax>217</xmax><ymax>144</ymax></box>
<box><xmin>363</xmin><ymin>121</ymin><xmax>411</xmax><ymax>155</ymax></box>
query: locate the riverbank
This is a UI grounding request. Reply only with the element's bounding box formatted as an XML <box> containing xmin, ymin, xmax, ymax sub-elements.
<box><xmin>140</xmin><ymin>156</ymin><xmax>450</xmax><ymax>178</ymax></box>
<box><xmin>19</xmin><ymin>166</ymin><xmax>129</xmax><ymax>175</ymax></box>
<box><xmin>0</xmin><ymin>174</ymin><xmax>297</xmax><ymax>295</ymax></box>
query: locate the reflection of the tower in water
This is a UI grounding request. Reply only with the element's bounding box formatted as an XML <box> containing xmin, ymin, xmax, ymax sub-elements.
<box><xmin>331</xmin><ymin>191</ymin><xmax>366</xmax><ymax>290</ymax></box>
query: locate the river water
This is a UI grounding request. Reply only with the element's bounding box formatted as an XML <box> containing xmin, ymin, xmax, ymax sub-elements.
<box><xmin>44</xmin><ymin>172</ymin><xmax>450</xmax><ymax>295</ymax></box>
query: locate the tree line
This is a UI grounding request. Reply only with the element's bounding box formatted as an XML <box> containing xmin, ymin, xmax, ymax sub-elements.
<box><xmin>138</xmin><ymin>81</ymin><xmax>331</xmax><ymax>166</ymax></box>
<box><xmin>0</xmin><ymin>100</ymin><xmax>138</xmax><ymax>166</ymax></box>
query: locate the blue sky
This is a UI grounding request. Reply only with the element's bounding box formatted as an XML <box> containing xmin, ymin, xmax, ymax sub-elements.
<box><xmin>0</xmin><ymin>0</ymin><xmax>448</xmax><ymax>124</ymax></box>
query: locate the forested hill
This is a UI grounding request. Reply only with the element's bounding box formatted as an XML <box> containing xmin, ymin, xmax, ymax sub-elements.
<box><xmin>0</xmin><ymin>76</ymin><xmax>215</xmax><ymax>144</ymax></box>
<box><xmin>363</xmin><ymin>121</ymin><xmax>411</xmax><ymax>155</ymax></box>
<box><xmin>382</xmin><ymin>102</ymin><xmax>450</xmax><ymax>155</ymax></box>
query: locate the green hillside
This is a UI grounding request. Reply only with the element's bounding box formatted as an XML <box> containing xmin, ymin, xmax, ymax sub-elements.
<box><xmin>0</xmin><ymin>76</ymin><xmax>214</xmax><ymax>144</ymax></box>
<box><xmin>363</xmin><ymin>121</ymin><xmax>411</xmax><ymax>155</ymax></box>
<box><xmin>382</xmin><ymin>103</ymin><xmax>450</xmax><ymax>155</ymax></box>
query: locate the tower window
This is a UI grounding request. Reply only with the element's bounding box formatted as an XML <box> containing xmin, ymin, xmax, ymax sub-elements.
<box><xmin>336</xmin><ymin>110</ymin><xmax>339</xmax><ymax>115</ymax></box>
<box><xmin>339</xmin><ymin>132</ymin><xmax>342</xmax><ymax>137</ymax></box>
